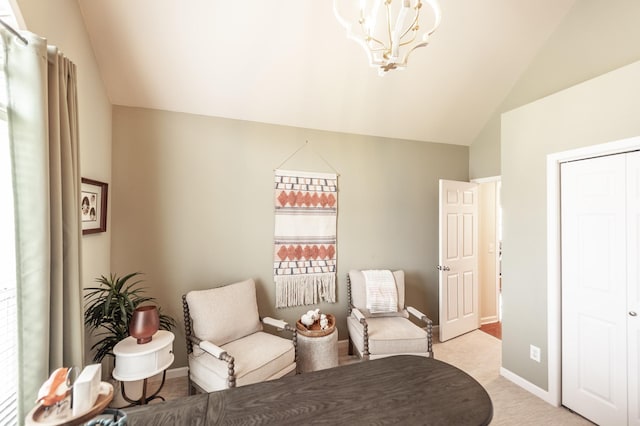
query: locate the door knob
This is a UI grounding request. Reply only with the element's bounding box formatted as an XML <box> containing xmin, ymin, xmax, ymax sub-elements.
<box><xmin>437</xmin><ymin>265</ymin><xmax>450</xmax><ymax>271</ymax></box>
<box><xmin>630</xmin><ymin>311</ymin><xmax>638</xmax><ymax>317</ymax></box>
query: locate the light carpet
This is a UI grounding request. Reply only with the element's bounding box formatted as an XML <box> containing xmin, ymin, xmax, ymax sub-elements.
<box><xmin>434</xmin><ymin>330</ymin><xmax>593</xmax><ymax>425</ymax></box>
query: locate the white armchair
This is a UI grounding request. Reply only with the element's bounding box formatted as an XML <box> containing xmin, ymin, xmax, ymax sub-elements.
<box><xmin>347</xmin><ymin>270</ymin><xmax>433</xmax><ymax>360</ymax></box>
<box><xmin>182</xmin><ymin>279</ymin><xmax>297</xmax><ymax>393</ymax></box>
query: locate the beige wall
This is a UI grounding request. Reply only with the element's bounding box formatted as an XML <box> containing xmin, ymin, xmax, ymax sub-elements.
<box><xmin>111</xmin><ymin>106</ymin><xmax>469</xmax><ymax>368</ymax></box>
<box><xmin>469</xmin><ymin>0</ymin><xmax>640</xmax><ymax>179</ymax></box>
<box><xmin>501</xmin><ymin>59</ymin><xmax>640</xmax><ymax>390</ymax></box>
<box><xmin>15</xmin><ymin>0</ymin><xmax>112</xmax><ymax>360</ymax></box>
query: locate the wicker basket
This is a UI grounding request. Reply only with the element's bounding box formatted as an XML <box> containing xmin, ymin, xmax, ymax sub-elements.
<box><xmin>296</xmin><ymin>314</ymin><xmax>335</xmax><ymax>337</ymax></box>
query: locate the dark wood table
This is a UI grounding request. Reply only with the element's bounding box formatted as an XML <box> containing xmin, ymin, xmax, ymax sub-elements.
<box><xmin>126</xmin><ymin>355</ymin><xmax>493</xmax><ymax>425</ymax></box>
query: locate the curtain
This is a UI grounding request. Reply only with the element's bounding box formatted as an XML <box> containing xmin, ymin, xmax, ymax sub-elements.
<box><xmin>2</xmin><ymin>29</ymin><xmax>84</xmax><ymax>418</ymax></box>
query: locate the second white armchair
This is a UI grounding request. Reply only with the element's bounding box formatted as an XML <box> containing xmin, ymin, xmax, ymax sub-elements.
<box><xmin>346</xmin><ymin>269</ymin><xmax>433</xmax><ymax>360</ymax></box>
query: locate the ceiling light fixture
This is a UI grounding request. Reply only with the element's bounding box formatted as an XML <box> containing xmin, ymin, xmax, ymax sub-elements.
<box><xmin>333</xmin><ymin>0</ymin><xmax>441</xmax><ymax>75</ymax></box>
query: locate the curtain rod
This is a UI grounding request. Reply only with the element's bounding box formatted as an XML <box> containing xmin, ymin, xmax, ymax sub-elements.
<box><xmin>0</xmin><ymin>18</ymin><xmax>27</xmax><ymax>46</ymax></box>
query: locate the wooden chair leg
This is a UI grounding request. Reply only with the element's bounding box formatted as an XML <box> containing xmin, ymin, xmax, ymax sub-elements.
<box><xmin>187</xmin><ymin>376</ymin><xmax>196</xmax><ymax>396</ymax></box>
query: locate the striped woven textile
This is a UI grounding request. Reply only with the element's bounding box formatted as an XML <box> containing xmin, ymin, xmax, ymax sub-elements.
<box><xmin>363</xmin><ymin>269</ymin><xmax>398</xmax><ymax>313</ymax></box>
<box><xmin>273</xmin><ymin>169</ymin><xmax>337</xmax><ymax>308</ymax></box>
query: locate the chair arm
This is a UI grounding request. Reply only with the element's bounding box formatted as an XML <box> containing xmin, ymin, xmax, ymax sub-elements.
<box><xmin>199</xmin><ymin>340</ymin><xmax>228</xmax><ymax>359</ymax></box>
<box><xmin>261</xmin><ymin>316</ymin><xmax>298</xmax><ymax>362</ymax></box>
<box><xmin>407</xmin><ymin>306</ymin><xmax>432</xmax><ymax>325</ymax></box>
<box><xmin>192</xmin><ymin>338</ymin><xmax>237</xmax><ymax>387</ymax></box>
<box><xmin>407</xmin><ymin>306</ymin><xmax>434</xmax><ymax>358</ymax></box>
<box><xmin>349</xmin><ymin>306</ymin><xmax>370</xmax><ymax>359</ymax></box>
<box><xmin>351</xmin><ymin>307</ymin><xmax>367</xmax><ymax>324</ymax></box>
<box><xmin>262</xmin><ymin>316</ymin><xmax>295</xmax><ymax>332</ymax></box>
<box><xmin>187</xmin><ymin>335</ymin><xmax>229</xmax><ymax>359</ymax></box>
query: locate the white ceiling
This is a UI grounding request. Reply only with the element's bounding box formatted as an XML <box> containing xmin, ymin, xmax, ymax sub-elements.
<box><xmin>78</xmin><ymin>0</ymin><xmax>576</xmax><ymax>146</ymax></box>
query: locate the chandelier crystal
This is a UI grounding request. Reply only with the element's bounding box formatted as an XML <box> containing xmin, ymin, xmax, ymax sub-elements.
<box><xmin>333</xmin><ymin>0</ymin><xmax>442</xmax><ymax>75</ymax></box>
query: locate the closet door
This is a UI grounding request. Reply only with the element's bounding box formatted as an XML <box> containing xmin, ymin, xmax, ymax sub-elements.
<box><xmin>627</xmin><ymin>151</ymin><xmax>640</xmax><ymax>426</ymax></box>
<box><xmin>561</xmin><ymin>154</ymin><xmax>628</xmax><ymax>426</ymax></box>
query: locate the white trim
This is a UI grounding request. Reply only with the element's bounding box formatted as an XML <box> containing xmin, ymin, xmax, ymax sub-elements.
<box><xmin>7</xmin><ymin>0</ymin><xmax>26</xmax><ymax>30</ymax></box>
<box><xmin>480</xmin><ymin>315</ymin><xmax>499</xmax><ymax>325</ymax></box>
<box><xmin>338</xmin><ymin>338</ymin><xmax>349</xmax><ymax>355</ymax></box>
<box><xmin>546</xmin><ymin>135</ymin><xmax>640</xmax><ymax>408</ymax></box>
<box><xmin>546</xmin><ymin>153</ymin><xmax>562</xmax><ymax>407</ymax></box>
<box><xmin>166</xmin><ymin>366</ymin><xmax>188</xmax><ymax>379</ymax></box>
<box><xmin>147</xmin><ymin>366</ymin><xmax>188</xmax><ymax>383</ymax></box>
<box><xmin>501</xmin><ymin>367</ymin><xmax>558</xmax><ymax>406</ymax></box>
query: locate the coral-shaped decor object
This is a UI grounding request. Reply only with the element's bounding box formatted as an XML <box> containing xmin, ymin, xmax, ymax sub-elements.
<box><xmin>300</xmin><ymin>308</ymin><xmax>320</xmax><ymax>328</ymax></box>
<box><xmin>296</xmin><ymin>310</ymin><xmax>335</xmax><ymax>337</ymax></box>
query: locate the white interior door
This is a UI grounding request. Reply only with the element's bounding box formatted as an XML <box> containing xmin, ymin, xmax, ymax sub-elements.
<box><xmin>561</xmin><ymin>154</ymin><xmax>628</xmax><ymax>425</ymax></box>
<box><xmin>438</xmin><ymin>179</ymin><xmax>479</xmax><ymax>342</ymax></box>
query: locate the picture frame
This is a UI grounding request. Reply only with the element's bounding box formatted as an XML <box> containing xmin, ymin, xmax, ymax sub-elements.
<box><xmin>81</xmin><ymin>178</ymin><xmax>108</xmax><ymax>235</ymax></box>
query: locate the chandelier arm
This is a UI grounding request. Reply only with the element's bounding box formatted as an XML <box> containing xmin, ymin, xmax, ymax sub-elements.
<box><xmin>370</xmin><ymin>45</ymin><xmax>391</xmax><ymax>53</ymax></box>
<box><xmin>366</xmin><ymin>35</ymin><xmax>388</xmax><ymax>50</ymax></box>
<box><xmin>385</xmin><ymin>1</ymin><xmax>394</xmax><ymax>54</ymax></box>
<box><xmin>423</xmin><ymin>0</ymin><xmax>442</xmax><ymax>36</ymax></box>
<box><xmin>397</xmin><ymin>2</ymin><xmax>419</xmax><ymax>41</ymax></box>
<box><xmin>400</xmin><ymin>40</ymin><xmax>428</xmax><ymax>65</ymax></box>
<box><xmin>357</xmin><ymin>9</ymin><xmax>387</xmax><ymax>50</ymax></box>
<box><xmin>399</xmin><ymin>31</ymin><xmax>418</xmax><ymax>48</ymax></box>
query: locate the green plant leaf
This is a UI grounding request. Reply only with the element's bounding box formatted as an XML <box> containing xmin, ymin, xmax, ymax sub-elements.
<box><xmin>83</xmin><ymin>271</ymin><xmax>176</xmax><ymax>362</ymax></box>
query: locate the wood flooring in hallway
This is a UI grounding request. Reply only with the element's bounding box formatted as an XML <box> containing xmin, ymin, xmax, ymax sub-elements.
<box><xmin>480</xmin><ymin>321</ymin><xmax>502</xmax><ymax>340</ymax></box>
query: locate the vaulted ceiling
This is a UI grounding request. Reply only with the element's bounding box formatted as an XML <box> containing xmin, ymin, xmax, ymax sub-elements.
<box><xmin>78</xmin><ymin>0</ymin><xmax>577</xmax><ymax>146</ymax></box>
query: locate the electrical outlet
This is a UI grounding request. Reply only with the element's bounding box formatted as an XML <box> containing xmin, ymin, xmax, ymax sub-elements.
<box><xmin>530</xmin><ymin>344</ymin><xmax>541</xmax><ymax>363</ymax></box>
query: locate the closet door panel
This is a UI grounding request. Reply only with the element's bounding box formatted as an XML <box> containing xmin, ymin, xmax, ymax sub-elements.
<box><xmin>627</xmin><ymin>151</ymin><xmax>640</xmax><ymax>426</ymax></box>
<box><xmin>561</xmin><ymin>154</ymin><xmax>628</xmax><ymax>426</ymax></box>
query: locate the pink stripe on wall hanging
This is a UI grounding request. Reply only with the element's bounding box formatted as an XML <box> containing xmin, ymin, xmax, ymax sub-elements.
<box><xmin>273</xmin><ymin>169</ymin><xmax>337</xmax><ymax>308</ymax></box>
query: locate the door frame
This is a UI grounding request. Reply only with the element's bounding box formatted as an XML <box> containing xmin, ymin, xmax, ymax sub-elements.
<box><xmin>546</xmin><ymin>135</ymin><xmax>640</xmax><ymax>407</ymax></box>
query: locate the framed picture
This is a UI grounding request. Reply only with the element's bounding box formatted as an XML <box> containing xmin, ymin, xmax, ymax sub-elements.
<box><xmin>81</xmin><ymin>178</ymin><xmax>108</xmax><ymax>235</ymax></box>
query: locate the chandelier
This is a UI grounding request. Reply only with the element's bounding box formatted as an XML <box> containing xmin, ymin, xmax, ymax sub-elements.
<box><xmin>333</xmin><ymin>0</ymin><xmax>442</xmax><ymax>75</ymax></box>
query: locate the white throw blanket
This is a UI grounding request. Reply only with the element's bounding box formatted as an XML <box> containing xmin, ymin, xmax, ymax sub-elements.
<box><xmin>363</xmin><ymin>270</ymin><xmax>398</xmax><ymax>313</ymax></box>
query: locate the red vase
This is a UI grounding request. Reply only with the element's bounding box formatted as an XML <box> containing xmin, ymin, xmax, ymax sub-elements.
<box><xmin>129</xmin><ymin>305</ymin><xmax>160</xmax><ymax>344</ymax></box>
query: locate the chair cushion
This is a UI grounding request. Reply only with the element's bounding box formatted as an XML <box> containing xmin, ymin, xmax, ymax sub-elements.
<box><xmin>185</xmin><ymin>279</ymin><xmax>262</xmax><ymax>346</ymax></box>
<box><xmin>347</xmin><ymin>315</ymin><xmax>429</xmax><ymax>356</ymax></box>
<box><xmin>349</xmin><ymin>270</ymin><xmax>407</xmax><ymax>318</ymax></box>
<box><xmin>189</xmin><ymin>331</ymin><xmax>296</xmax><ymax>392</ymax></box>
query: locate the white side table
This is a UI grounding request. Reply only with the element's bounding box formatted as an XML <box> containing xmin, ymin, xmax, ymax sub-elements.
<box><xmin>297</xmin><ymin>328</ymin><xmax>338</xmax><ymax>373</ymax></box>
<box><xmin>113</xmin><ymin>330</ymin><xmax>174</xmax><ymax>405</ymax></box>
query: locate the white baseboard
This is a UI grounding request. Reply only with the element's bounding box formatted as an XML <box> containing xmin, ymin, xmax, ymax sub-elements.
<box><xmin>161</xmin><ymin>366</ymin><xmax>188</xmax><ymax>380</ymax></box>
<box><xmin>338</xmin><ymin>339</ymin><xmax>349</xmax><ymax>355</ymax></box>
<box><xmin>167</xmin><ymin>366</ymin><xmax>188</xmax><ymax>379</ymax></box>
<box><xmin>500</xmin><ymin>367</ymin><xmax>558</xmax><ymax>407</ymax></box>
<box><xmin>480</xmin><ymin>316</ymin><xmax>499</xmax><ymax>325</ymax></box>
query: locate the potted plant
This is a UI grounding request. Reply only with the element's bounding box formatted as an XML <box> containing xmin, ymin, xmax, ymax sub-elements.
<box><xmin>84</xmin><ymin>272</ymin><xmax>176</xmax><ymax>363</ymax></box>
